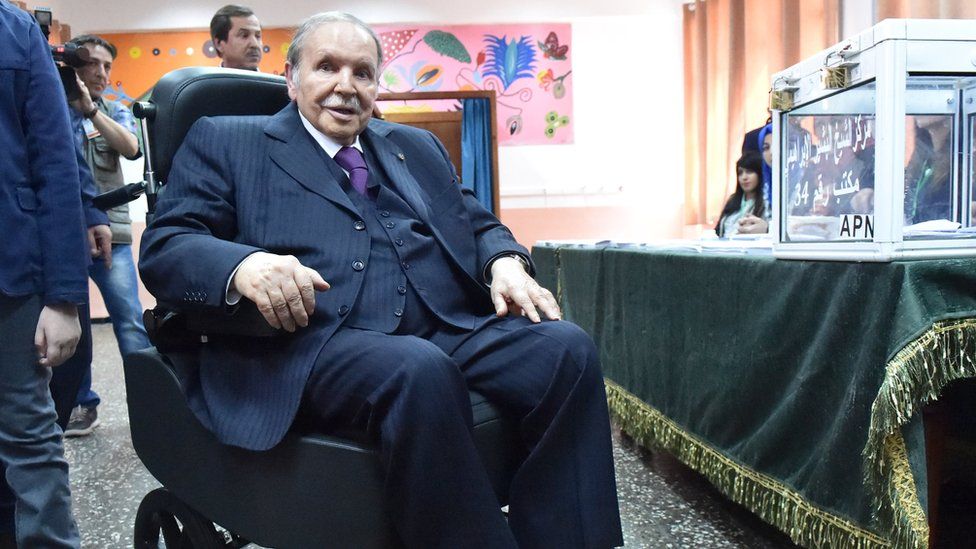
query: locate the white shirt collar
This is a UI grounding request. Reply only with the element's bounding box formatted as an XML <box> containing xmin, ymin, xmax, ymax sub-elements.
<box><xmin>298</xmin><ymin>109</ymin><xmax>363</xmax><ymax>159</ymax></box>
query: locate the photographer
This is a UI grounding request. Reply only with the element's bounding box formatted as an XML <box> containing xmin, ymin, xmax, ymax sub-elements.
<box><xmin>0</xmin><ymin>1</ymin><xmax>110</xmax><ymax>546</ymax></box>
<box><xmin>64</xmin><ymin>34</ymin><xmax>150</xmax><ymax>437</ymax></box>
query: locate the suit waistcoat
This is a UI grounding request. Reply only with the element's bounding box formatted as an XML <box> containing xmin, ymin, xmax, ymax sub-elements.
<box><xmin>341</xmin><ymin>142</ymin><xmax>480</xmax><ymax>333</ymax></box>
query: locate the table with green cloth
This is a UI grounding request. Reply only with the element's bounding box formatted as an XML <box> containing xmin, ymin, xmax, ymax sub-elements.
<box><xmin>531</xmin><ymin>243</ymin><xmax>976</xmax><ymax>549</ymax></box>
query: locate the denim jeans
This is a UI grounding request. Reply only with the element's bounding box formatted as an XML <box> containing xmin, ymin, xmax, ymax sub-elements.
<box><xmin>76</xmin><ymin>243</ymin><xmax>151</xmax><ymax>408</ymax></box>
<box><xmin>0</xmin><ymin>295</ymin><xmax>80</xmax><ymax>547</ymax></box>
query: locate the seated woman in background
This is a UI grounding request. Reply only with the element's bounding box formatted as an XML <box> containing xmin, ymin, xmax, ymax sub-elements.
<box><xmin>905</xmin><ymin>114</ymin><xmax>952</xmax><ymax>224</ymax></box>
<box><xmin>715</xmin><ymin>151</ymin><xmax>769</xmax><ymax>237</ymax></box>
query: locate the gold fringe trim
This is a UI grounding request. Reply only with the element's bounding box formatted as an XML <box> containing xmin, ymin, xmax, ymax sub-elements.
<box><xmin>606</xmin><ymin>380</ymin><xmax>890</xmax><ymax>549</ymax></box>
<box><xmin>864</xmin><ymin>318</ymin><xmax>976</xmax><ymax>549</ymax></box>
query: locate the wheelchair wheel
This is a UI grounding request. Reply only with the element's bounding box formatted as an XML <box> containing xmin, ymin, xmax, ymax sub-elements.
<box><xmin>134</xmin><ymin>487</ymin><xmax>227</xmax><ymax>548</ymax></box>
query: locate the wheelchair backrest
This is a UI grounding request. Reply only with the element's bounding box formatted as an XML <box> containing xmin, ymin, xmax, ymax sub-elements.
<box><xmin>141</xmin><ymin>67</ymin><xmax>290</xmax><ymax>187</ymax></box>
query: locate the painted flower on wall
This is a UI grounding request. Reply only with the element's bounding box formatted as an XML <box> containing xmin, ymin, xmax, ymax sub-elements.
<box><xmin>544</xmin><ymin>110</ymin><xmax>570</xmax><ymax>138</ymax></box>
<box><xmin>537</xmin><ymin>68</ymin><xmax>572</xmax><ymax>99</ymax></box>
<box><xmin>394</xmin><ymin>60</ymin><xmax>445</xmax><ymax>91</ymax></box>
<box><xmin>482</xmin><ymin>34</ymin><xmax>536</xmax><ymax>91</ymax></box>
<box><xmin>537</xmin><ymin>68</ymin><xmax>554</xmax><ymax>91</ymax></box>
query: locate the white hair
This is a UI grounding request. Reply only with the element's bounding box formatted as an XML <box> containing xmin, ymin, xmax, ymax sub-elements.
<box><xmin>287</xmin><ymin>12</ymin><xmax>383</xmax><ymax>86</ymax></box>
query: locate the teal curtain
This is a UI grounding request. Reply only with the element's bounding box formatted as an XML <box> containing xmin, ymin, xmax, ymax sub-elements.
<box><xmin>460</xmin><ymin>98</ymin><xmax>494</xmax><ymax>214</ymax></box>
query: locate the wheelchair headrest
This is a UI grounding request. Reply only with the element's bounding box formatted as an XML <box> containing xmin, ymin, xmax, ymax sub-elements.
<box><xmin>141</xmin><ymin>67</ymin><xmax>290</xmax><ymax>185</ymax></box>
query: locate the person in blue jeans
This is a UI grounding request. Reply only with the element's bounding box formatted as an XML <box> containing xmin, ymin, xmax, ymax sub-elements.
<box><xmin>65</xmin><ymin>33</ymin><xmax>151</xmax><ymax>437</ymax></box>
<box><xmin>0</xmin><ymin>2</ymin><xmax>113</xmax><ymax>545</ymax></box>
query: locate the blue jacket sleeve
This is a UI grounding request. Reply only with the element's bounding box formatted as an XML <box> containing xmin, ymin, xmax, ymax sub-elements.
<box><xmin>24</xmin><ymin>18</ymin><xmax>90</xmax><ymax>305</ymax></box>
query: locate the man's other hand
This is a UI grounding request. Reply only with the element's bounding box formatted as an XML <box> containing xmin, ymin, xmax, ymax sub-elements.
<box><xmin>88</xmin><ymin>224</ymin><xmax>112</xmax><ymax>268</ymax></box>
<box><xmin>232</xmin><ymin>252</ymin><xmax>330</xmax><ymax>332</ymax></box>
<box><xmin>34</xmin><ymin>303</ymin><xmax>81</xmax><ymax>367</ymax></box>
<box><xmin>490</xmin><ymin>257</ymin><xmax>561</xmax><ymax>323</ymax></box>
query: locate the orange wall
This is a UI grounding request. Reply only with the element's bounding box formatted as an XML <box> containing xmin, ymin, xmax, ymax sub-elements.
<box><xmin>98</xmin><ymin>28</ymin><xmax>295</xmax><ymax>101</ymax></box>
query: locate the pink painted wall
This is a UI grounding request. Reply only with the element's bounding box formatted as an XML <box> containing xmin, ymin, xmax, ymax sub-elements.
<box><xmin>373</xmin><ymin>23</ymin><xmax>574</xmax><ymax>146</ymax></box>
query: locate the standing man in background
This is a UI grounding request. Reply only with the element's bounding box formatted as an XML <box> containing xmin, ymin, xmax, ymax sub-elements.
<box><xmin>65</xmin><ymin>33</ymin><xmax>150</xmax><ymax>437</ymax></box>
<box><xmin>0</xmin><ymin>1</ymin><xmax>104</xmax><ymax>546</ymax></box>
<box><xmin>210</xmin><ymin>4</ymin><xmax>263</xmax><ymax>71</ymax></box>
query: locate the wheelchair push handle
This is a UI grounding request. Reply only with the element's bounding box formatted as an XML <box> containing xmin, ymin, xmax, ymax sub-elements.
<box><xmin>133</xmin><ymin>100</ymin><xmax>160</xmax><ymax>216</ymax></box>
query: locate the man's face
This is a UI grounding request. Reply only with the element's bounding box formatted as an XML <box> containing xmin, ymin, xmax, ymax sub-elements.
<box><xmin>215</xmin><ymin>15</ymin><xmax>263</xmax><ymax>70</ymax></box>
<box><xmin>76</xmin><ymin>44</ymin><xmax>113</xmax><ymax>99</ymax></box>
<box><xmin>285</xmin><ymin>22</ymin><xmax>378</xmax><ymax>146</ymax></box>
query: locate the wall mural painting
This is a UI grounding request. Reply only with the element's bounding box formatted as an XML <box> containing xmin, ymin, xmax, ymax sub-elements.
<box><xmin>99</xmin><ymin>23</ymin><xmax>572</xmax><ymax>146</ymax></box>
<box><xmin>374</xmin><ymin>23</ymin><xmax>574</xmax><ymax>145</ymax></box>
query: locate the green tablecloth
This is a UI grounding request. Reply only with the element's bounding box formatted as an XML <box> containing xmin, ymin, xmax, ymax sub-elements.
<box><xmin>532</xmin><ymin>243</ymin><xmax>976</xmax><ymax>549</ymax></box>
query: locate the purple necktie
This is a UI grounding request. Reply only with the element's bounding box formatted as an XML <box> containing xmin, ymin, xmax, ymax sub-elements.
<box><xmin>334</xmin><ymin>146</ymin><xmax>369</xmax><ymax>196</ymax></box>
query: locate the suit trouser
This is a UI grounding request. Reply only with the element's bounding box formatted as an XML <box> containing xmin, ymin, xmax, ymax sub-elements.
<box><xmin>300</xmin><ymin>314</ymin><xmax>623</xmax><ymax>549</ymax></box>
<box><xmin>0</xmin><ymin>296</ymin><xmax>80</xmax><ymax>548</ymax></box>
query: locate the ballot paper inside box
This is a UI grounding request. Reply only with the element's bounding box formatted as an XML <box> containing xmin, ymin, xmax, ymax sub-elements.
<box><xmin>769</xmin><ymin>19</ymin><xmax>976</xmax><ymax>261</ymax></box>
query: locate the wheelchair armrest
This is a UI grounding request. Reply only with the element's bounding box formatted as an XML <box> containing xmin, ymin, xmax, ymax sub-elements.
<box><xmin>144</xmin><ymin>301</ymin><xmax>279</xmax><ymax>352</ymax></box>
<box><xmin>183</xmin><ymin>300</ymin><xmax>280</xmax><ymax>338</ymax></box>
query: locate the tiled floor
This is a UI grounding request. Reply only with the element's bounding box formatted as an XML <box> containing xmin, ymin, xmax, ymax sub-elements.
<box><xmin>65</xmin><ymin>323</ymin><xmax>798</xmax><ymax>548</ymax></box>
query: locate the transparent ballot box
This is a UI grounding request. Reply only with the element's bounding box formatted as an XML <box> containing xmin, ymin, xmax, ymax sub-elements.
<box><xmin>770</xmin><ymin>19</ymin><xmax>976</xmax><ymax>261</ymax></box>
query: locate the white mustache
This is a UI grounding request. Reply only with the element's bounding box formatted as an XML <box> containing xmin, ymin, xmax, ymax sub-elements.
<box><xmin>320</xmin><ymin>94</ymin><xmax>361</xmax><ymax>113</ymax></box>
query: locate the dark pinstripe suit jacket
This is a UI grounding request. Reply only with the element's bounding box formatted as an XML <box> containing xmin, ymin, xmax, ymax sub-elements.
<box><xmin>139</xmin><ymin>102</ymin><xmax>527</xmax><ymax>450</ymax></box>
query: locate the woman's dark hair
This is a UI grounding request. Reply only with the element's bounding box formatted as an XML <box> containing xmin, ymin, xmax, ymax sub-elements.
<box><xmin>715</xmin><ymin>151</ymin><xmax>765</xmax><ymax>235</ymax></box>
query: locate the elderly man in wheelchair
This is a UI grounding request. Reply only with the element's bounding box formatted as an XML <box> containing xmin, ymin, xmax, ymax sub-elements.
<box><xmin>128</xmin><ymin>11</ymin><xmax>621</xmax><ymax>549</ymax></box>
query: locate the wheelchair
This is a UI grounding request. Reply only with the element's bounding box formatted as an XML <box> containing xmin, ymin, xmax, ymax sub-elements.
<box><xmin>123</xmin><ymin>67</ymin><xmax>521</xmax><ymax>548</ymax></box>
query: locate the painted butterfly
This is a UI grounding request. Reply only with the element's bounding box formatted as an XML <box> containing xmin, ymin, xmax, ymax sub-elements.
<box><xmin>538</xmin><ymin>32</ymin><xmax>568</xmax><ymax>61</ymax></box>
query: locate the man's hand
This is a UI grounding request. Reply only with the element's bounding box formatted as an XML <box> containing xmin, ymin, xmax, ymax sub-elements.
<box><xmin>489</xmin><ymin>257</ymin><xmax>560</xmax><ymax>323</ymax></box>
<box><xmin>737</xmin><ymin>214</ymin><xmax>769</xmax><ymax>234</ymax></box>
<box><xmin>88</xmin><ymin>224</ymin><xmax>112</xmax><ymax>268</ymax></box>
<box><xmin>232</xmin><ymin>252</ymin><xmax>331</xmax><ymax>332</ymax></box>
<box><xmin>69</xmin><ymin>76</ymin><xmax>95</xmax><ymax>115</ymax></box>
<box><xmin>70</xmin><ymin>76</ymin><xmax>141</xmax><ymax>158</ymax></box>
<box><xmin>34</xmin><ymin>303</ymin><xmax>81</xmax><ymax>367</ymax></box>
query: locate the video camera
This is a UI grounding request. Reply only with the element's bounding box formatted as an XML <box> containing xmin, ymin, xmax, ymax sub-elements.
<box><xmin>31</xmin><ymin>9</ymin><xmax>152</xmax><ymax>212</ymax></box>
<box><xmin>33</xmin><ymin>8</ymin><xmax>88</xmax><ymax>101</ymax></box>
